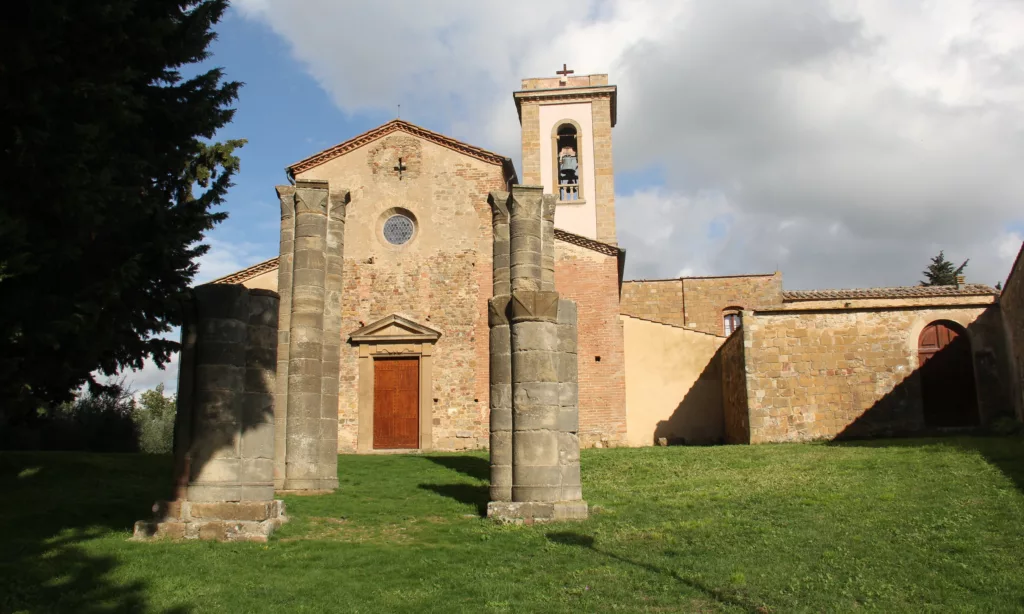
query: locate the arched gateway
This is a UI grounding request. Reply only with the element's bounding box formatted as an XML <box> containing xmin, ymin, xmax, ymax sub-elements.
<box><xmin>918</xmin><ymin>321</ymin><xmax>979</xmax><ymax>428</ymax></box>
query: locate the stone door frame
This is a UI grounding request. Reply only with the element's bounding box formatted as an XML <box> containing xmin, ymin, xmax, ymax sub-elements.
<box><xmin>349</xmin><ymin>315</ymin><xmax>441</xmax><ymax>453</ymax></box>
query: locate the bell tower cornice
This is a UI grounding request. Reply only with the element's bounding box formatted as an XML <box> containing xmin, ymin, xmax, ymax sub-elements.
<box><xmin>513</xmin><ymin>85</ymin><xmax>618</xmax><ymax>127</ymax></box>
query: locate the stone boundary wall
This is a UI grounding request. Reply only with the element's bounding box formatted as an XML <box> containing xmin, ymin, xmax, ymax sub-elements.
<box><xmin>1000</xmin><ymin>243</ymin><xmax>1024</xmax><ymax>420</ymax></box>
<box><xmin>720</xmin><ymin>327</ymin><xmax>750</xmax><ymax>444</ymax></box>
<box><xmin>619</xmin><ymin>274</ymin><xmax>783</xmax><ymax>336</ymax></box>
<box><xmin>742</xmin><ymin>305</ymin><xmax>1005</xmax><ymax>443</ymax></box>
<box><xmin>620</xmin><ymin>280</ymin><xmax>684</xmax><ymax>327</ymax></box>
<box><xmin>682</xmin><ymin>274</ymin><xmax>783</xmax><ymax>336</ymax></box>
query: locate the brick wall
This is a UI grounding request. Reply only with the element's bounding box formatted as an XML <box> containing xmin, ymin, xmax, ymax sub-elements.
<box><xmin>556</xmin><ymin>242</ymin><xmax>627</xmax><ymax>447</ymax></box>
<box><xmin>720</xmin><ymin>329</ymin><xmax>749</xmax><ymax>444</ymax></box>
<box><xmin>742</xmin><ymin>304</ymin><xmax>1005</xmax><ymax>443</ymax></box>
<box><xmin>1000</xmin><ymin>243</ymin><xmax>1024</xmax><ymax>419</ymax></box>
<box><xmin>682</xmin><ymin>274</ymin><xmax>783</xmax><ymax>336</ymax></box>
<box><xmin>620</xmin><ymin>280</ymin><xmax>684</xmax><ymax>327</ymax></box>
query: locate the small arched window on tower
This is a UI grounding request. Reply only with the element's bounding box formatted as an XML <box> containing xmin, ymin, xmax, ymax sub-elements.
<box><xmin>555</xmin><ymin>123</ymin><xmax>581</xmax><ymax>201</ymax></box>
<box><xmin>723</xmin><ymin>309</ymin><xmax>742</xmax><ymax>336</ymax></box>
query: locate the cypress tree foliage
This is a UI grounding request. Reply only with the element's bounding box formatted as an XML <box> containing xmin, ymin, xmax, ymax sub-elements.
<box><xmin>920</xmin><ymin>251</ymin><xmax>969</xmax><ymax>286</ymax></box>
<box><xmin>0</xmin><ymin>1</ymin><xmax>244</xmax><ymax>420</ymax></box>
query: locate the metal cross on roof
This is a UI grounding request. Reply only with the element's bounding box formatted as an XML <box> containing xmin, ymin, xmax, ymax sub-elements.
<box><xmin>556</xmin><ymin>63</ymin><xmax>574</xmax><ymax>77</ymax></box>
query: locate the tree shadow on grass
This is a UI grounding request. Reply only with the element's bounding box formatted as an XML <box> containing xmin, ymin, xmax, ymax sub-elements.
<box><xmin>546</xmin><ymin>531</ymin><xmax>770</xmax><ymax>614</ymax></box>
<box><xmin>0</xmin><ymin>452</ymin><xmax>190</xmax><ymax>613</ymax></box>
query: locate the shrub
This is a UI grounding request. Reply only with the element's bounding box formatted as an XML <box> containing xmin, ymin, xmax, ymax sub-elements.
<box><xmin>132</xmin><ymin>384</ymin><xmax>176</xmax><ymax>454</ymax></box>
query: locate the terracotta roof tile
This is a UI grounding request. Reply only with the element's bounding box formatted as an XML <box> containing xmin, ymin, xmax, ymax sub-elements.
<box><xmin>782</xmin><ymin>284</ymin><xmax>998</xmax><ymax>302</ymax></box>
<box><xmin>553</xmin><ymin>228</ymin><xmax>622</xmax><ymax>257</ymax></box>
<box><xmin>287</xmin><ymin>119</ymin><xmax>513</xmax><ymax>175</ymax></box>
<box><xmin>207</xmin><ymin>257</ymin><xmax>279</xmax><ymax>286</ymax></box>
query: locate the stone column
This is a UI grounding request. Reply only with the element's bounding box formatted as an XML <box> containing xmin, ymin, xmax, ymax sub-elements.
<box><xmin>557</xmin><ymin>299</ymin><xmax>582</xmax><ymax>501</ymax></box>
<box><xmin>240</xmin><ymin>289</ymin><xmax>280</xmax><ymax>502</ymax></box>
<box><xmin>134</xmin><ymin>284</ymin><xmax>286</xmax><ymax>541</ymax></box>
<box><xmin>280</xmin><ymin>179</ymin><xmax>348</xmax><ymax>492</ymax></box>
<box><xmin>187</xmin><ymin>284</ymin><xmax>249</xmax><ymax>503</ymax></box>
<box><xmin>540</xmin><ymin>194</ymin><xmax>556</xmax><ymax>292</ymax></box>
<box><xmin>487</xmin><ymin>186</ymin><xmax>587</xmax><ymax>523</ymax></box>
<box><xmin>273</xmin><ymin>186</ymin><xmax>295</xmax><ymax>489</ymax></box>
<box><xmin>487</xmin><ymin>192</ymin><xmax>512</xmax><ymax>502</ymax></box>
<box><xmin>283</xmin><ymin>181</ymin><xmax>328</xmax><ymax>490</ymax></box>
<box><xmin>319</xmin><ymin>188</ymin><xmax>349</xmax><ymax>491</ymax></box>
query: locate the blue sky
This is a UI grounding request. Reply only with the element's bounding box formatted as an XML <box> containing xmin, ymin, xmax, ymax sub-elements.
<box><xmin>127</xmin><ymin>1</ymin><xmax>1024</xmax><ymax>391</ymax></box>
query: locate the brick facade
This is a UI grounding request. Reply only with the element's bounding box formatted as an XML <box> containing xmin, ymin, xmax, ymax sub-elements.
<box><xmin>1000</xmin><ymin>243</ymin><xmax>1024</xmax><ymax>419</ymax></box>
<box><xmin>556</xmin><ymin>242</ymin><xmax>627</xmax><ymax>447</ymax></box>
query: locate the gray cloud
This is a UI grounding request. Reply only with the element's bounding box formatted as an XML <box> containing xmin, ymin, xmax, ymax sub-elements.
<box><xmin>237</xmin><ymin>0</ymin><xmax>1024</xmax><ymax>289</ymax></box>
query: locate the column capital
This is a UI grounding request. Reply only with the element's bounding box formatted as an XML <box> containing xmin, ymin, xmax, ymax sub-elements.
<box><xmin>275</xmin><ymin>185</ymin><xmax>296</xmax><ymax>219</ymax></box>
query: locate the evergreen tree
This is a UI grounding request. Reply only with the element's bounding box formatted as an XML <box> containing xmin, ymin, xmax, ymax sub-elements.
<box><xmin>0</xmin><ymin>1</ymin><xmax>243</xmax><ymax>421</ymax></box>
<box><xmin>920</xmin><ymin>251</ymin><xmax>969</xmax><ymax>286</ymax></box>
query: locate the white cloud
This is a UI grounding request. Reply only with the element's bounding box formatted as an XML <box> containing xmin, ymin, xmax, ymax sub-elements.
<box><xmin>236</xmin><ymin>0</ymin><xmax>1024</xmax><ymax>289</ymax></box>
<box><xmin>195</xmin><ymin>237</ymin><xmax>268</xmax><ymax>284</ymax></box>
<box><xmin>105</xmin><ymin>237</ymin><xmax>266</xmax><ymax>393</ymax></box>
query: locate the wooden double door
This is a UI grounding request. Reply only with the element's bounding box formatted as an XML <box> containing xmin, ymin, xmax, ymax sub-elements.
<box><xmin>373</xmin><ymin>357</ymin><xmax>420</xmax><ymax>449</ymax></box>
<box><xmin>918</xmin><ymin>321</ymin><xmax>979</xmax><ymax>428</ymax></box>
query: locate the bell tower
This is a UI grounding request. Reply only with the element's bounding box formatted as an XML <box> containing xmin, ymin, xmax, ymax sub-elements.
<box><xmin>514</xmin><ymin>66</ymin><xmax>618</xmax><ymax>244</ymax></box>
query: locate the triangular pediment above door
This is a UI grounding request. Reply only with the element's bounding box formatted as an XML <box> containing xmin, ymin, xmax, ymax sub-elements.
<box><xmin>348</xmin><ymin>314</ymin><xmax>442</xmax><ymax>344</ymax></box>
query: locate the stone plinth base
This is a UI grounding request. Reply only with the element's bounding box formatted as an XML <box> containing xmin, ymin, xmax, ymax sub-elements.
<box><xmin>132</xmin><ymin>499</ymin><xmax>287</xmax><ymax>542</ymax></box>
<box><xmin>487</xmin><ymin>500</ymin><xmax>588</xmax><ymax>524</ymax></box>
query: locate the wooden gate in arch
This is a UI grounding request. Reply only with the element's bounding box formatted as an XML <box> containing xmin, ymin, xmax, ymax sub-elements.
<box><xmin>918</xmin><ymin>321</ymin><xmax>979</xmax><ymax>428</ymax></box>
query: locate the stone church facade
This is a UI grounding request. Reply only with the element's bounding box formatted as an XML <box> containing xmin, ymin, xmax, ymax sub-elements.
<box><xmin>213</xmin><ymin>69</ymin><xmax>1024</xmax><ymax>462</ymax></box>
<box><xmin>214</xmin><ymin>73</ymin><xmax>627</xmax><ymax>461</ymax></box>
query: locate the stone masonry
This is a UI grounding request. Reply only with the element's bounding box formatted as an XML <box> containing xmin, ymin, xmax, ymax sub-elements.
<box><xmin>736</xmin><ymin>300</ymin><xmax>1010</xmax><ymax>443</ymax></box>
<box><xmin>275</xmin><ymin>180</ymin><xmax>349</xmax><ymax>491</ymax></box>
<box><xmin>487</xmin><ymin>186</ymin><xmax>587</xmax><ymax>523</ymax></box>
<box><xmin>1000</xmin><ymin>243</ymin><xmax>1024</xmax><ymax>419</ymax></box>
<box><xmin>621</xmin><ymin>273</ymin><xmax>783</xmax><ymax>336</ymax></box>
<box><xmin>134</xmin><ymin>284</ymin><xmax>286</xmax><ymax>541</ymax></box>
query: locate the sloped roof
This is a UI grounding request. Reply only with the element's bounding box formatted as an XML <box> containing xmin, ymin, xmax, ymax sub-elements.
<box><xmin>209</xmin><ymin>230</ymin><xmax>623</xmax><ymax>287</ymax></box>
<box><xmin>782</xmin><ymin>284</ymin><xmax>998</xmax><ymax>302</ymax></box>
<box><xmin>287</xmin><ymin>119</ymin><xmax>514</xmax><ymax>176</ymax></box>
<box><xmin>206</xmin><ymin>257</ymin><xmax>279</xmax><ymax>286</ymax></box>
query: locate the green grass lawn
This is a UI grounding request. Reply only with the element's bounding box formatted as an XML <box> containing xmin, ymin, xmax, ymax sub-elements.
<box><xmin>2</xmin><ymin>437</ymin><xmax>1024</xmax><ymax>613</ymax></box>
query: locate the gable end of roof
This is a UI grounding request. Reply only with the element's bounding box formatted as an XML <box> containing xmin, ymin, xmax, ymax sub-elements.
<box><xmin>287</xmin><ymin>119</ymin><xmax>513</xmax><ymax>176</ymax></box>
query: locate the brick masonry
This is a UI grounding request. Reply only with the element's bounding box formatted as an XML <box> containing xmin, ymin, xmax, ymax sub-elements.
<box><xmin>1000</xmin><ymin>243</ymin><xmax>1024</xmax><ymax>420</ymax></box>
<box><xmin>555</xmin><ymin>242</ymin><xmax>627</xmax><ymax>447</ymax></box>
